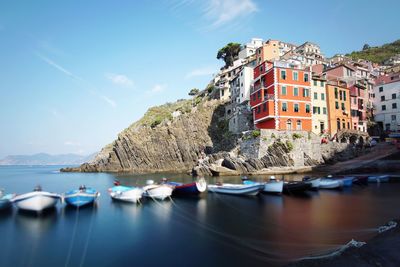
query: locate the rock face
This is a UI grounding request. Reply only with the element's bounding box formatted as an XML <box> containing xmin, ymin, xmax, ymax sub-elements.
<box><xmin>61</xmin><ymin>99</ymin><xmax>235</xmax><ymax>173</ymax></box>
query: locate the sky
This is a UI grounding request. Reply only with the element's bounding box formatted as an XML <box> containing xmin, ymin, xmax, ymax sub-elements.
<box><xmin>0</xmin><ymin>0</ymin><xmax>399</xmax><ymax>158</ymax></box>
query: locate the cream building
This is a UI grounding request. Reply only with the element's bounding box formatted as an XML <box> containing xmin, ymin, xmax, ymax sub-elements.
<box><xmin>311</xmin><ymin>77</ymin><xmax>329</xmax><ymax>134</ymax></box>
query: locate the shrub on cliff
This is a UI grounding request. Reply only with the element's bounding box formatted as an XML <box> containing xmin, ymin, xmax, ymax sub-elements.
<box><xmin>292</xmin><ymin>133</ymin><xmax>302</xmax><ymax>139</ymax></box>
<box><xmin>252</xmin><ymin>130</ymin><xmax>261</xmax><ymax>138</ymax></box>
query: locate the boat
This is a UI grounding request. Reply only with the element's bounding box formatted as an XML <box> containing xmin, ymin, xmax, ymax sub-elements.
<box><xmin>142</xmin><ymin>180</ymin><xmax>174</xmax><ymax>201</ymax></box>
<box><xmin>283</xmin><ymin>181</ymin><xmax>312</xmax><ymax>194</ymax></box>
<box><xmin>302</xmin><ymin>177</ymin><xmax>321</xmax><ymax>190</ymax></box>
<box><xmin>0</xmin><ymin>189</ymin><xmax>15</xmax><ymax>210</ymax></box>
<box><xmin>208</xmin><ymin>182</ymin><xmax>262</xmax><ymax>196</ymax></box>
<box><xmin>319</xmin><ymin>179</ymin><xmax>343</xmax><ymax>189</ymax></box>
<box><xmin>368</xmin><ymin>175</ymin><xmax>390</xmax><ymax>183</ymax></box>
<box><xmin>244</xmin><ymin>176</ymin><xmax>283</xmax><ymax>194</ymax></box>
<box><xmin>339</xmin><ymin>177</ymin><xmax>354</xmax><ymax>187</ymax></box>
<box><xmin>63</xmin><ymin>185</ymin><xmax>100</xmax><ymax>207</ymax></box>
<box><xmin>353</xmin><ymin>176</ymin><xmax>369</xmax><ymax>185</ymax></box>
<box><xmin>12</xmin><ymin>186</ymin><xmax>61</xmax><ymax>212</ymax></box>
<box><xmin>108</xmin><ymin>185</ymin><xmax>143</xmax><ymax>203</ymax></box>
<box><xmin>166</xmin><ymin>177</ymin><xmax>207</xmax><ymax>195</ymax></box>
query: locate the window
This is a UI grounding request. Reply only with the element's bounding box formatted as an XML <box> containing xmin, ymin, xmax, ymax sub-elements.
<box><xmin>313</xmin><ymin>106</ymin><xmax>317</xmax><ymax>114</ymax></box>
<box><xmin>281</xmin><ymin>86</ymin><xmax>287</xmax><ymax>96</ymax></box>
<box><xmin>281</xmin><ymin>70</ymin><xmax>286</xmax><ymax>80</ymax></box>
<box><xmin>392</xmin><ymin>115</ymin><xmax>397</xmax><ymax>121</ymax></box>
<box><xmin>342</xmin><ymin>119</ymin><xmax>346</xmax><ymax>129</ymax></box>
<box><xmin>337</xmin><ymin>119</ymin><xmax>341</xmax><ymax>130</ymax></box>
<box><xmin>393</xmin><ymin>103</ymin><xmax>397</xmax><ymax>109</ymax></box>
<box><xmin>257</xmin><ymin>106</ymin><xmax>261</xmax><ymax>114</ymax></box>
<box><xmin>252</xmin><ymin>94</ymin><xmax>256</xmax><ymax>101</ymax></box>
<box><xmin>282</xmin><ymin>102</ymin><xmax>287</xmax><ymax>112</ymax></box>
<box><xmin>341</xmin><ymin>102</ymin><xmax>345</xmax><ymax>111</ymax></box>
<box><xmin>381</xmin><ymin>95</ymin><xmax>385</xmax><ymax>101</ymax></box>
<box><xmin>294</xmin><ymin>103</ymin><xmax>299</xmax><ymax>112</ymax></box>
<box><xmin>306</xmin><ymin>104</ymin><xmax>310</xmax><ymax>113</ymax></box>
<box><xmin>320</xmin><ymin>81</ymin><xmax>325</xmax><ymax>87</ymax></box>
<box><xmin>313</xmin><ymin>80</ymin><xmax>317</xmax><ymax>86</ymax></box>
<box><xmin>353</xmin><ymin>98</ymin><xmax>357</xmax><ymax>104</ymax></box>
<box><xmin>392</xmin><ymin>93</ymin><xmax>397</xmax><ymax>99</ymax></box>
<box><xmin>335</xmin><ymin>101</ymin><xmax>339</xmax><ymax>109</ymax></box>
<box><xmin>296</xmin><ymin>120</ymin><xmax>302</xmax><ymax>130</ymax></box>
<box><xmin>321</xmin><ymin>93</ymin><xmax>325</xmax><ymax>100</ymax></box>
<box><xmin>334</xmin><ymin>88</ymin><xmax>338</xmax><ymax>99</ymax></box>
<box><xmin>257</xmin><ymin>90</ymin><xmax>261</xmax><ymax>99</ymax></box>
<box><xmin>382</xmin><ymin>105</ymin><xmax>386</xmax><ymax>111</ymax></box>
<box><xmin>314</xmin><ymin>92</ymin><xmax>318</xmax><ymax>100</ymax></box>
<box><xmin>259</xmin><ymin>65</ymin><xmax>263</xmax><ymax>72</ymax></box>
<box><xmin>287</xmin><ymin>119</ymin><xmax>292</xmax><ymax>130</ymax></box>
<box><xmin>323</xmin><ymin>107</ymin><xmax>327</xmax><ymax>114</ymax></box>
<box><xmin>303</xmin><ymin>88</ymin><xmax>310</xmax><ymax>97</ymax></box>
<box><xmin>343</xmin><ymin>91</ymin><xmax>346</xmax><ymax>101</ymax></box>
<box><xmin>263</xmin><ymin>103</ymin><xmax>267</xmax><ymax>112</ymax></box>
<box><xmin>339</xmin><ymin>91</ymin><xmax>343</xmax><ymax>100</ymax></box>
<box><xmin>379</xmin><ymin>86</ymin><xmax>383</xmax><ymax>92</ymax></box>
<box><xmin>293</xmin><ymin>87</ymin><xmax>299</xmax><ymax>96</ymax></box>
<box><xmin>304</xmin><ymin>73</ymin><xmax>309</xmax><ymax>82</ymax></box>
<box><xmin>293</xmin><ymin>71</ymin><xmax>298</xmax><ymax>81</ymax></box>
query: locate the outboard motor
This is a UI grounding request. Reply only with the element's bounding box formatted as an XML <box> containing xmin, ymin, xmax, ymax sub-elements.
<box><xmin>79</xmin><ymin>185</ymin><xmax>86</xmax><ymax>191</ymax></box>
<box><xmin>113</xmin><ymin>180</ymin><xmax>121</xmax><ymax>186</ymax></box>
<box><xmin>241</xmin><ymin>176</ymin><xmax>249</xmax><ymax>181</ymax></box>
<box><xmin>34</xmin><ymin>185</ymin><xmax>42</xmax><ymax>192</ymax></box>
<box><xmin>146</xmin><ymin>180</ymin><xmax>155</xmax><ymax>186</ymax></box>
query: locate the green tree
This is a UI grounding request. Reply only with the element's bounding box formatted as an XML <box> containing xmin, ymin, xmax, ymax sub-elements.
<box><xmin>362</xmin><ymin>44</ymin><xmax>370</xmax><ymax>50</ymax></box>
<box><xmin>217</xmin><ymin>43</ymin><xmax>241</xmax><ymax>68</ymax></box>
<box><xmin>188</xmin><ymin>88</ymin><xmax>200</xmax><ymax>96</ymax></box>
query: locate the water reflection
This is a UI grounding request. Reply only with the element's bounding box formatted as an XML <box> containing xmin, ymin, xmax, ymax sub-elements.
<box><xmin>15</xmin><ymin>208</ymin><xmax>58</xmax><ymax>236</ymax></box>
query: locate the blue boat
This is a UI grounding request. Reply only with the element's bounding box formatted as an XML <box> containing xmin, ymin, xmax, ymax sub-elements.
<box><xmin>368</xmin><ymin>175</ymin><xmax>390</xmax><ymax>183</ymax></box>
<box><xmin>0</xmin><ymin>189</ymin><xmax>15</xmax><ymax>210</ymax></box>
<box><xmin>166</xmin><ymin>178</ymin><xmax>207</xmax><ymax>195</ymax></box>
<box><xmin>63</xmin><ymin>185</ymin><xmax>100</xmax><ymax>207</ymax></box>
<box><xmin>340</xmin><ymin>177</ymin><xmax>354</xmax><ymax>187</ymax></box>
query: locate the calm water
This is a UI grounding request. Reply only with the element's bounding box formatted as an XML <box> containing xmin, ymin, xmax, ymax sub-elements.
<box><xmin>0</xmin><ymin>166</ymin><xmax>399</xmax><ymax>267</ymax></box>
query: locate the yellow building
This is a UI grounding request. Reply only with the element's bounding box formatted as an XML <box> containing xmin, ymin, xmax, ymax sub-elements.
<box><xmin>326</xmin><ymin>82</ymin><xmax>351</xmax><ymax>135</ymax></box>
<box><xmin>311</xmin><ymin>77</ymin><xmax>328</xmax><ymax>134</ymax></box>
<box><xmin>255</xmin><ymin>40</ymin><xmax>280</xmax><ymax>64</ymax></box>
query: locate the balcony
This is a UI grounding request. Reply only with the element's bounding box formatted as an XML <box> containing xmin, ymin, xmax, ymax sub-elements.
<box><xmin>264</xmin><ymin>94</ymin><xmax>275</xmax><ymax>101</ymax></box>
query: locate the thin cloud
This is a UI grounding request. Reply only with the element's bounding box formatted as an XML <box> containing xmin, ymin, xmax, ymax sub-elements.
<box><xmin>204</xmin><ymin>0</ymin><xmax>258</xmax><ymax>28</ymax></box>
<box><xmin>148</xmin><ymin>84</ymin><xmax>167</xmax><ymax>94</ymax></box>
<box><xmin>35</xmin><ymin>53</ymin><xmax>117</xmax><ymax>108</ymax></box>
<box><xmin>64</xmin><ymin>141</ymin><xmax>81</xmax><ymax>146</ymax></box>
<box><xmin>105</xmin><ymin>73</ymin><xmax>134</xmax><ymax>87</ymax></box>
<box><xmin>101</xmin><ymin>95</ymin><xmax>117</xmax><ymax>107</ymax></box>
<box><xmin>185</xmin><ymin>65</ymin><xmax>218</xmax><ymax>79</ymax></box>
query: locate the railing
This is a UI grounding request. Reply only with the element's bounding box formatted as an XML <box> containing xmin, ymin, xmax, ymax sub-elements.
<box><xmin>264</xmin><ymin>94</ymin><xmax>275</xmax><ymax>101</ymax></box>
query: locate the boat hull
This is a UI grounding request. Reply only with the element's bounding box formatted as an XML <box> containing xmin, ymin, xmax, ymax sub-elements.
<box><xmin>64</xmin><ymin>192</ymin><xmax>99</xmax><ymax>207</ymax></box>
<box><xmin>208</xmin><ymin>183</ymin><xmax>262</xmax><ymax>196</ymax></box>
<box><xmin>263</xmin><ymin>181</ymin><xmax>283</xmax><ymax>194</ymax></box>
<box><xmin>319</xmin><ymin>179</ymin><xmax>343</xmax><ymax>189</ymax></box>
<box><xmin>168</xmin><ymin>178</ymin><xmax>207</xmax><ymax>195</ymax></box>
<box><xmin>368</xmin><ymin>175</ymin><xmax>390</xmax><ymax>183</ymax></box>
<box><xmin>13</xmin><ymin>192</ymin><xmax>60</xmax><ymax>212</ymax></box>
<box><xmin>283</xmin><ymin>182</ymin><xmax>312</xmax><ymax>194</ymax></box>
<box><xmin>109</xmin><ymin>187</ymin><xmax>143</xmax><ymax>203</ymax></box>
<box><xmin>0</xmin><ymin>194</ymin><xmax>15</xmax><ymax>210</ymax></box>
<box><xmin>143</xmin><ymin>185</ymin><xmax>173</xmax><ymax>201</ymax></box>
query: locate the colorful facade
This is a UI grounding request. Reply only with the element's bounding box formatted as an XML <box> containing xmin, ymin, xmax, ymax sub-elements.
<box><xmin>250</xmin><ymin>61</ymin><xmax>312</xmax><ymax>131</ymax></box>
<box><xmin>311</xmin><ymin>77</ymin><xmax>328</xmax><ymax>134</ymax></box>
<box><xmin>349</xmin><ymin>80</ymin><xmax>368</xmax><ymax>132</ymax></box>
<box><xmin>325</xmin><ymin>82</ymin><xmax>351</xmax><ymax>135</ymax></box>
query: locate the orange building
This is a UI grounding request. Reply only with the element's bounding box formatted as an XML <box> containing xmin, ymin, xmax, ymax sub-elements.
<box><xmin>255</xmin><ymin>40</ymin><xmax>280</xmax><ymax>64</ymax></box>
<box><xmin>325</xmin><ymin>82</ymin><xmax>351</xmax><ymax>135</ymax></box>
<box><xmin>250</xmin><ymin>61</ymin><xmax>312</xmax><ymax>131</ymax></box>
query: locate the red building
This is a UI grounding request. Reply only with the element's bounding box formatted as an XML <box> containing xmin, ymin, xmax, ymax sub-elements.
<box><xmin>250</xmin><ymin>61</ymin><xmax>312</xmax><ymax>130</ymax></box>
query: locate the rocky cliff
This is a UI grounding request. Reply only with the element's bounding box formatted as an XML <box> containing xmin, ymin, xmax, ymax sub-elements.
<box><xmin>61</xmin><ymin>98</ymin><xmax>235</xmax><ymax>173</ymax></box>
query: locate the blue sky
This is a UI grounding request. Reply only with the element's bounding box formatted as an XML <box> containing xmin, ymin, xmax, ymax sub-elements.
<box><xmin>0</xmin><ymin>0</ymin><xmax>399</xmax><ymax>158</ymax></box>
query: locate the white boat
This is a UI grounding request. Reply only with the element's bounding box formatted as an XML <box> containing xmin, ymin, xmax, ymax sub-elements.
<box><xmin>143</xmin><ymin>180</ymin><xmax>174</xmax><ymax>201</ymax></box>
<box><xmin>263</xmin><ymin>180</ymin><xmax>284</xmax><ymax>193</ymax></box>
<box><xmin>368</xmin><ymin>175</ymin><xmax>390</xmax><ymax>183</ymax></box>
<box><xmin>207</xmin><ymin>183</ymin><xmax>262</xmax><ymax>196</ymax></box>
<box><xmin>303</xmin><ymin>177</ymin><xmax>321</xmax><ymax>190</ymax></box>
<box><xmin>108</xmin><ymin>185</ymin><xmax>143</xmax><ymax>203</ymax></box>
<box><xmin>13</xmin><ymin>186</ymin><xmax>61</xmax><ymax>212</ymax></box>
<box><xmin>319</xmin><ymin>179</ymin><xmax>343</xmax><ymax>189</ymax></box>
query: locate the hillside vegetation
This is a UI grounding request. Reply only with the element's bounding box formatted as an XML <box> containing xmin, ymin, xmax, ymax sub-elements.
<box><xmin>347</xmin><ymin>39</ymin><xmax>400</xmax><ymax>63</ymax></box>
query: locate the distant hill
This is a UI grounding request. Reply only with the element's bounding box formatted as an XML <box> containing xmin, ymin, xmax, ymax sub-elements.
<box><xmin>0</xmin><ymin>153</ymin><xmax>96</xmax><ymax>166</ymax></box>
<box><xmin>347</xmin><ymin>39</ymin><xmax>400</xmax><ymax>64</ymax></box>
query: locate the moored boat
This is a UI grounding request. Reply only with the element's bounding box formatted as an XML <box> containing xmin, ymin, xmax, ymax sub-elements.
<box><xmin>0</xmin><ymin>189</ymin><xmax>15</xmax><ymax>210</ymax></box>
<box><xmin>248</xmin><ymin>176</ymin><xmax>283</xmax><ymax>194</ymax></box>
<box><xmin>208</xmin><ymin>182</ymin><xmax>262</xmax><ymax>196</ymax></box>
<box><xmin>339</xmin><ymin>177</ymin><xmax>354</xmax><ymax>187</ymax></box>
<box><xmin>166</xmin><ymin>177</ymin><xmax>207</xmax><ymax>195</ymax></box>
<box><xmin>143</xmin><ymin>180</ymin><xmax>174</xmax><ymax>201</ymax></box>
<box><xmin>64</xmin><ymin>185</ymin><xmax>100</xmax><ymax>207</ymax></box>
<box><xmin>302</xmin><ymin>177</ymin><xmax>321</xmax><ymax>190</ymax></box>
<box><xmin>108</xmin><ymin>185</ymin><xmax>143</xmax><ymax>203</ymax></box>
<box><xmin>368</xmin><ymin>175</ymin><xmax>390</xmax><ymax>183</ymax></box>
<box><xmin>283</xmin><ymin>181</ymin><xmax>312</xmax><ymax>194</ymax></box>
<box><xmin>353</xmin><ymin>176</ymin><xmax>369</xmax><ymax>185</ymax></box>
<box><xmin>13</xmin><ymin>186</ymin><xmax>61</xmax><ymax>212</ymax></box>
<box><xmin>319</xmin><ymin>179</ymin><xmax>343</xmax><ymax>189</ymax></box>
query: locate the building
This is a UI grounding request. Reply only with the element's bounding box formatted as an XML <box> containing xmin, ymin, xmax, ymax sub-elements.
<box><xmin>255</xmin><ymin>40</ymin><xmax>297</xmax><ymax>65</ymax></box>
<box><xmin>250</xmin><ymin>60</ymin><xmax>312</xmax><ymax>131</ymax></box>
<box><xmin>325</xmin><ymin>81</ymin><xmax>351</xmax><ymax>135</ymax></box>
<box><xmin>373</xmin><ymin>73</ymin><xmax>400</xmax><ymax>131</ymax></box>
<box><xmin>349</xmin><ymin>80</ymin><xmax>368</xmax><ymax>132</ymax></box>
<box><xmin>282</xmin><ymin>41</ymin><xmax>325</xmax><ymax>67</ymax></box>
<box><xmin>324</xmin><ymin>63</ymin><xmax>356</xmax><ymax>82</ymax></box>
<box><xmin>238</xmin><ymin>38</ymin><xmax>263</xmax><ymax>60</ymax></box>
<box><xmin>311</xmin><ymin>76</ymin><xmax>328</xmax><ymax>134</ymax></box>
